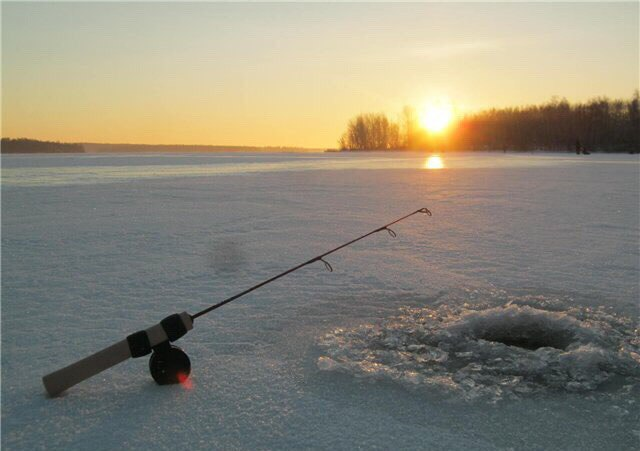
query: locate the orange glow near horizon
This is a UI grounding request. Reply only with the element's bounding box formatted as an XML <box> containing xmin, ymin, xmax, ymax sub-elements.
<box><xmin>424</xmin><ymin>155</ymin><xmax>444</xmax><ymax>169</ymax></box>
<box><xmin>2</xmin><ymin>3</ymin><xmax>637</xmax><ymax>148</ymax></box>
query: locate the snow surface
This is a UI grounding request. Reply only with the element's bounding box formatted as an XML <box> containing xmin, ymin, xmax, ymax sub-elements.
<box><xmin>2</xmin><ymin>152</ymin><xmax>639</xmax><ymax>450</ymax></box>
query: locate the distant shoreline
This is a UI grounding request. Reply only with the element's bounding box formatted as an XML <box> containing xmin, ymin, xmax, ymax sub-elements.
<box><xmin>1</xmin><ymin>138</ymin><xmax>84</xmax><ymax>154</ymax></box>
<box><xmin>2</xmin><ymin>138</ymin><xmax>637</xmax><ymax>155</ymax></box>
<box><xmin>1</xmin><ymin>138</ymin><xmax>323</xmax><ymax>154</ymax></box>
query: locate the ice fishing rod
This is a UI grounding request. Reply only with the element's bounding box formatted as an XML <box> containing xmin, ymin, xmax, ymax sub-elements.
<box><xmin>42</xmin><ymin>207</ymin><xmax>432</xmax><ymax>397</ymax></box>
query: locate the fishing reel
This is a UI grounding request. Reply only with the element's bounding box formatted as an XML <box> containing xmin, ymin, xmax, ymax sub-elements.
<box><xmin>126</xmin><ymin>313</ymin><xmax>194</xmax><ymax>386</ymax></box>
<box><xmin>126</xmin><ymin>313</ymin><xmax>193</xmax><ymax>386</ymax></box>
<box><xmin>149</xmin><ymin>342</ymin><xmax>191</xmax><ymax>385</ymax></box>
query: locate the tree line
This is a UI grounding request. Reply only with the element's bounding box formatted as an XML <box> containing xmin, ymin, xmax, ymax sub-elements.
<box><xmin>338</xmin><ymin>92</ymin><xmax>639</xmax><ymax>152</ymax></box>
<box><xmin>1</xmin><ymin>138</ymin><xmax>85</xmax><ymax>153</ymax></box>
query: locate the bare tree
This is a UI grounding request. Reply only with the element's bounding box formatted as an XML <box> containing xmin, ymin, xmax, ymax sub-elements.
<box><xmin>339</xmin><ymin>113</ymin><xmax>401</xmax><ymax>150</ymax></box>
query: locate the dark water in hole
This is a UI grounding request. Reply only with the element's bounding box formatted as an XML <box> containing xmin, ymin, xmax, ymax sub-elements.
<box><xmin>479</xmin><ymin>328</ymin><xmax>574</xmax><ymax>351</ymax></box>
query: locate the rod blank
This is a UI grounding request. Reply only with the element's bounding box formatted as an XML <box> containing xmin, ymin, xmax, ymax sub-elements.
<box><xmin>192</xmin><ymin>207</ymin><xmax>431</xmax><ymax>319</ymax></box>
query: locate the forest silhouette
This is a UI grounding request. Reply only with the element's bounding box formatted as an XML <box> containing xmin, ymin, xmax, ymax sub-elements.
<box><xmin>339</xmin><ymin>92</ymin><xmax>639</xmax><ymax>153</ymax></box>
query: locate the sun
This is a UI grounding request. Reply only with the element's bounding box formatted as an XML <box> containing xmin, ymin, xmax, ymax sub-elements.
<box><xmin>419</xmin><ymin>102</ymin><xmax>454</xmax><ymax>133</ymax></box>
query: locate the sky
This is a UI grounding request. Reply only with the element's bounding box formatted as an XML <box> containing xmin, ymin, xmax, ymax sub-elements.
<box><xmin>2</xmin><ymin>2</ymin><xmax>638</xmax><ymax>148</ymax></box>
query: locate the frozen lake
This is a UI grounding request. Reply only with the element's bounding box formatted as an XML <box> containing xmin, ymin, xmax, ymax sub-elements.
<box><xmin>2</xmin><ymin>152</ymin><xmax>639</xmax><ymax>450</ymax></box>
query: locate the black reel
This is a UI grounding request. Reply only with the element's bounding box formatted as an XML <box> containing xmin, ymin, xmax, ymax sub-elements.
<box><xmin>149</xmin><ymin>342</ymin><xmax>191</xmax><ymax>385</ymax></box>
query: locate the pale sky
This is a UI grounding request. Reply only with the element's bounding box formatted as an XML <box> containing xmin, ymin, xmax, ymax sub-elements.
<box><xmin>2</xmin><ymin>2</ymin><xmax>638</xmax><ymax>148</ymax></box>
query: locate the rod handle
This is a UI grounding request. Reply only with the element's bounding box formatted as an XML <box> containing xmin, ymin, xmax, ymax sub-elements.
<box><xmin>42</xmin><ymin>340</ymin><xmax>131</xmax><ymax>397</ymax></box>
<box><xmin>42</xmin><ymin>312</ymin><xmax>193</xmax><ymax>397</ymax></box>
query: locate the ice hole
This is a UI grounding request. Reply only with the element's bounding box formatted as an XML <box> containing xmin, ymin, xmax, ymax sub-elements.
<box><xmin>477</xmin><ymin>325</ymin><xmax>574</xmax><ymax>351</ymax></box>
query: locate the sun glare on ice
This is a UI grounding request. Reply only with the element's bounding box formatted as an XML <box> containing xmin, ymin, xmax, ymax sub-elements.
<box><xmin>424</xmin><ymin>155</ymin><xmax>444</xmax><ymax>169</ymax></box>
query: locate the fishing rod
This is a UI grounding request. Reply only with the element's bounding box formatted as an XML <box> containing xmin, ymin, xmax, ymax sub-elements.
<box><xmin>42</xmin><ymin>207</ymin><xmax>432</xmax><ymax>397</ymax></box>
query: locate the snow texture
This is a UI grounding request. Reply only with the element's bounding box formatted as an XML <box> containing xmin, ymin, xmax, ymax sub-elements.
<box><xmin>2</xmin><ymin>152</ymin><xmax>639</xmax><ymax>450</ymax></box>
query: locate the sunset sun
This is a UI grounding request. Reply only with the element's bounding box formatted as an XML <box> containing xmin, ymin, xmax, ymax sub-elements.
<box><xmin>419</xmin><ymin>102</ymin><xmax>454</xmax><ymax>134</ymax></box>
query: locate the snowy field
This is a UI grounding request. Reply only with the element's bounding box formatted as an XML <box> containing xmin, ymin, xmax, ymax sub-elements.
<box><xmin>2</xmin><ymin>152</ymin><xmax>639</xmax><ymax>450</ymax></box>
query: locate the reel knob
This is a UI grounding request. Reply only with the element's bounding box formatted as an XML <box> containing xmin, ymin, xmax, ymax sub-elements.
<box><xmin>149</xmin><ymin>343</ymin><xmax>191</xmax><ymax>385</ymax></box>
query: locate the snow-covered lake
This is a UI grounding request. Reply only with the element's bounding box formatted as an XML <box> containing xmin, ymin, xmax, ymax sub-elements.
<box><xmin>2</xmin><ymin>152</ymin><xmax>639</xmax><ymax>450</ymax></box>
